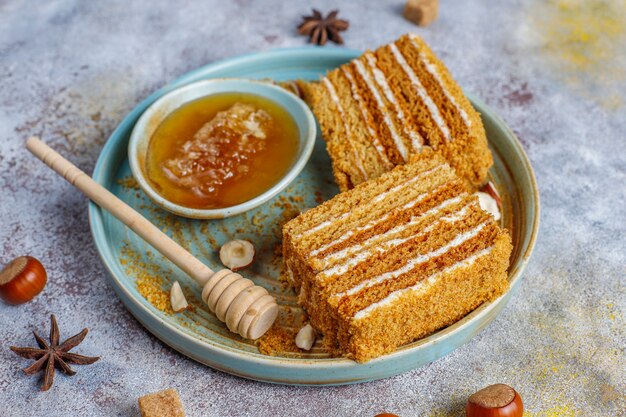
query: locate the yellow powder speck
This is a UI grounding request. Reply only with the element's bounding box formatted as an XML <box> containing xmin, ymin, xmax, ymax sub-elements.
<box><xmin>136</xmin><ymin>275</ymin><xmax>173</xmax><ymax>314</ymax></box>
<box><xmin>523</xmin><ymin>404</ymin><xmax>580</xmax><ymax>417</ymax></box>
<box><xmin>119</xmin><ymin>243</ymin><xmax>173</xmax><ymax>314</ymax></box>
<box><xmin>530</xmin><ymin>0</ymin><xmax>626</xmax><ymax>109</ymax></box>
<box><xmin>116</xmin><ymin>176</ymin><xmax>140</xmax><ymax>190</ymax></box>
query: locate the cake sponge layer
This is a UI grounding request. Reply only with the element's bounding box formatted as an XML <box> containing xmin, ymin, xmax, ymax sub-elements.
<box><xmin>283</xmin><ymin>152</ymin><xmax>511</xmax><ymax>362</ymax></box>
<box><xmin>300</xmin><ymin>33</ymin><xmax>492</xmax><ymax>192</ymax></box>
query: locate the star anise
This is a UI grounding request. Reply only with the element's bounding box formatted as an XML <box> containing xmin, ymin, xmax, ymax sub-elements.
<box><xmin>298</xmin><ymin>9</ymin><xmax>349</xmax><ymax>45</ymax></box>
<box><xmin>10</xmin><ymin>314</ymin><xmax>100</xmax><ymax>391</ymax></box>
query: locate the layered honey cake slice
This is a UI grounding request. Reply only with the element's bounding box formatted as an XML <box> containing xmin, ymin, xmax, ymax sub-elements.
<box><xmin>299</xmin><ymin>33</ymin><xmax>492</xmax><ymax>192</ymax></box>
<box><xmin>282</xmin><ymin>152</ymin><xmax>511</xmax><ymax>362</ymax></box>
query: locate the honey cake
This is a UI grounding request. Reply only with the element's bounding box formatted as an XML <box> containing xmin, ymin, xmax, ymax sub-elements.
<box><xmin>282</xmin><ymin>152</ymin><xmax>511</xmax><ymax>362</ymax></box>
<box><xmin>299</xmin><ymin>33</ymin><xmax>492</xmax><ymax>191</ymax></box>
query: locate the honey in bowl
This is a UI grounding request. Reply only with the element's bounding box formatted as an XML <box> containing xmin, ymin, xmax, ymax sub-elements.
<box><xmin>145</xmin><ymin>92</ymin><xmax>300</xmax><ymax>209</ymax></box>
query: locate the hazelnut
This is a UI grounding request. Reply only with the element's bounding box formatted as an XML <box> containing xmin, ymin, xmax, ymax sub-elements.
<box><xmin>219</xmin><ymin>240</ymin><xmax>256</xmax><ymax>271</ymax></box>
<box><xmin>480</xmin><ymin>181</ymin><xmax>502</xmax><ymax>207</ymax></box>
<box><xmin>170</xmin><ymin>281</ymin><xmax>188</xmax><ymax>312</ymax></box>
<box><xmin>466</xmin><ymin>384</ymin><xmax>523</xmax><ymax>417</ymax></box>
<box><xmin>476</xmin><ymin>192</ymin><xmax>501</xmax><ymax>221</ymax></box>
<box><xmin>295</xmin><ymin>323</ymin><xmax>317</xmax><ymax>351</ymax></box>
<box><xmin>0</xmin><ymin>256</ymin><xmax>47</xmax><ymax>305</ymax></box>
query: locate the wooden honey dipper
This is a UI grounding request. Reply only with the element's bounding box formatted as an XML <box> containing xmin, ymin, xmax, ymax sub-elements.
<box><xmin>26</xmin><ymin>137</ymin><xmax>278</xmax><ymax>340</ymax></box>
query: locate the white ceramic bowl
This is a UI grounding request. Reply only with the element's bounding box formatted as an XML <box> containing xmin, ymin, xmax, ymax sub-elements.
<box><xmin>128</xmin><ymin>78</ymin><xmax>316</xmax><ymax>219</ymax></box>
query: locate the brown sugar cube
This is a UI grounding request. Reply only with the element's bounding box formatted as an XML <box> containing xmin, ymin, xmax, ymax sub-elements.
<box><xmin>403</xmin><ymin>0</ymin><xmax>439</xmax><ymax>26</ymax></box>
<box><xmin>138</xmin><ymin>388</ymin><xmax>186</xmax><ymax>417</ymax></box>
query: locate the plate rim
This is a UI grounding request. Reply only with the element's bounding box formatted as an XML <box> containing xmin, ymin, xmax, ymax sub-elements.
<box><xmin>88</xmin><ymin>46</ymin><xmax>540</xmax><ymax>385</ymax></box>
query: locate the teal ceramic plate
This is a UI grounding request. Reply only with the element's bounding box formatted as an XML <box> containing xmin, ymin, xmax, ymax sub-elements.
<box><xmin>89</xmin><ymin>48</ymin><xmax>539</xmax><ymax>385</ymax></box>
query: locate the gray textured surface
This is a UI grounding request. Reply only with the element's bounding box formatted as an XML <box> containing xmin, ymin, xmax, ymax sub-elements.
<box><xmin>1</xmin><ymin>1</ymin><xmax>625</xmax><ymax>416</ymax></box>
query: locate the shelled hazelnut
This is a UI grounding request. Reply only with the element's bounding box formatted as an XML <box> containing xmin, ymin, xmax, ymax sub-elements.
<box><xmin>219</xmin><ymin>240</ymin><xmax>255</xmax><ymax>271</ymax></box>
<box><xmin>295</xmin><ymin>323</ymin><xmax>317</xmax><ymax>351</ymax></box>
<box><xmin>481</xmin><ymin>181</ymin><xmax>502</xmax><ymax>207</ymax></box>
<box><xmin>170</xmin><ymin>281</ymin><xmax>189</xmax><ymax>312</ymax></box>
<box><xmin>476</xmin><ymin>191</ymin><xmax>501</xmax><ymax>221</ymax></box>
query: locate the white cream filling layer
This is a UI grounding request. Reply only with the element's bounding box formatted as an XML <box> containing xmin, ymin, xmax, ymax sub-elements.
<box><xmin>323</xmin><ymin>78</ymin><xmax>369</xmax><ymax>181</ymax></box>
<box><xmin>408</xmin><ymin>34</ymin><xmax>472</xmax><ymax>129</ymax></box>
<box><xmin>302</xmin><ymin>212</ymin><xmax>349</xmax><ymax>237</ymax></box>
<box><xmin>365</xmin><ymin>53</ymin><xmax>424</xmax><ymax>150</ymax></box>
<box><xmin>308</xmin><ymin>169</ymin><xmax>450</xmax><ymax>258</ymax></box>
<box><xmin>389</xmin><ymin>43</ymin><xmax>451</xmax><ymax>142</ymax></box>
<box><xmin>302</xmin><ymin>164</ymin><xmax>447</xmax><ymax>239</ymax></box>
<box><xmin>353</xmin><ymin>59</ymin><xmax>409</xmax><ymax>161</ymax></box>
<box><xmin>438</xmin><ymin>203</ymin><xmax>472</xmax><ymax>224</ymax></box>
<box><xmin>372</xmin><ymin>164</ymin><xmax>444</xmax><ymax>204</ymax></box>
<box><xmin>331</xmin><ymin>220</ymin><xmax>489</xmax><ymax>299</ymax></box>
<box><xmin>341</xmin><ymin>67</ymin><xmax>392</xmax><ymax>168</ymax></box>
<box><xmin>315</xmin><ymin>194</ymin><xmax>471</xmax><ymax>270</ymax></box>
<box><xmin>353</xmin><ymin>245</ymin><xmax>494</xmax><ymax>320</ymax></box>
<box><xmin>319</xmin><ymin>198</ymin><xmax>475</xmax><ymax>280</ymax></box>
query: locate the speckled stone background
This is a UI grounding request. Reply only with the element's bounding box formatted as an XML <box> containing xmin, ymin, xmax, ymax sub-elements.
<box><xmin>1</xmin><ymin>1</ymin><xmax>624</xmax><ymax>416</ymax></box>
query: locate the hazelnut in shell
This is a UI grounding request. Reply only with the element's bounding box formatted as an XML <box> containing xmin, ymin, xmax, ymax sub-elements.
<box><xmin>0</xmin><ymin>256</ymin><xmax>47</xmax><ymax>305</ymax></box>
<box><xmin>466</xmin><ymin>384</ymin><xmax>523</xmax><ymax>417</ymax></box>
<box><xmin>219</xmin><ymin>240</ymin><xmax>255</xmax><ymax>271</ymax></box>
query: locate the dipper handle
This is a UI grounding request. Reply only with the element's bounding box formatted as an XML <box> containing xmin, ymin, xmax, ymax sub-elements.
<box><xmin>26</xmin><ymin>137</ymin><xmax>277</xmax><ymax>339</ymax></box>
